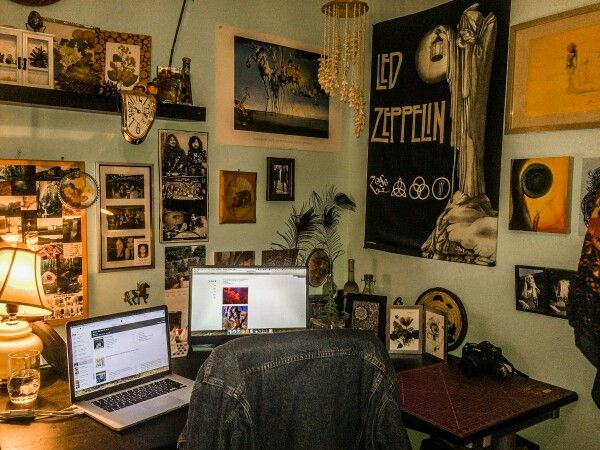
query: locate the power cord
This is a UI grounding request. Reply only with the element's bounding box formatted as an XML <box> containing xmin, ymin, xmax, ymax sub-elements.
<box><xmin>0</xmin><ymin>405</ymin><xmax>84</xmax><ymax>422</ymax></box>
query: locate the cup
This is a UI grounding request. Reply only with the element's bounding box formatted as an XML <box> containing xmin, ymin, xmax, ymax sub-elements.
<box><xmin>7</xmin><ymin>350</ymin><xmax>41</xmax><ymax>404</ymax></box>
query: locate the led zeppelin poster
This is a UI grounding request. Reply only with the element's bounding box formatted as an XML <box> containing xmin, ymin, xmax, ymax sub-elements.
<box><xmin>364</xmin><ymin>0</ymin><xmax>511</xmax><ymax>266</ymax></box>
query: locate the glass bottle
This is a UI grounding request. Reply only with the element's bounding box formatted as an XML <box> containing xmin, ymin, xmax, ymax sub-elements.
<box><xmin>180</xmin><ymin>57</ymin><xmax>193</xmax><ymax>105</ymax></box>
<box><xmin>343</xmin><ymin>259</ymin><xmax>359</xmax><ymax>296</ymax></box>
<box><xmin>362</xmin><ymin>274</ymin><xmax>376</xmax><ymax>294</ymax></box>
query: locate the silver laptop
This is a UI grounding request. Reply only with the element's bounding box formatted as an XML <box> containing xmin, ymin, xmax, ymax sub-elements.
<box><xmin>66</xmin><ymin>305</ymin><xmax>195</xmax><ymax>431</ymax></box>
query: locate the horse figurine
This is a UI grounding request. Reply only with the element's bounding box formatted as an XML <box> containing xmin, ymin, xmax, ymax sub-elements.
<box><xmin>123</xmin><ymin>281</ymin><xmax>150</xmax><ymax>306</ymax></box>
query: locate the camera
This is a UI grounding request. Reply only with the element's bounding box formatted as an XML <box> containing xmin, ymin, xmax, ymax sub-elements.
<box><xmin>460</xmin><ymin>341</ymin><xmax>523</xmax><ymax>379</ymax></box>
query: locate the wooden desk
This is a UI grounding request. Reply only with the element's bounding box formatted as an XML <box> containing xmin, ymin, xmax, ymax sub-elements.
<box><xmin>0</xmin><ymin>353</ymin><xmax>577</xmax><ymax>450</ymax></box>
<box><xmin>397</xmin><ymin>358</ymin><xmax>578</xmax><ymax>449</ymax></box>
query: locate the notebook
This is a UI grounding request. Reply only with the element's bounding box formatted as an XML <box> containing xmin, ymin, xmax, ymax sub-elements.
<box><xmin>66</xmin><ymin>305</ymin><xmax>195</xmax><ymax>431</ymax></box>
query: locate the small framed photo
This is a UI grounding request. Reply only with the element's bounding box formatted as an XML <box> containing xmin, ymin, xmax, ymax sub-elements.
<box><xmin>514</xmin><ymin>265</ymin><xmax>547</xmax><ymax>315</ymax></box>
<box><xmin>266</xmin><ymin>157</ymin><xmax>294</xmax><ymax>201</ymax></box>
<box><xmin>98</xmin><ymin>162</ymin><xmax>154</xmax><ymax>271</ymax></box>
<box><xmin>219</xmin><ymin>170</ymin><xmax>257</xmax><ymax>223</ymax></box>
<box><xmin>387</xmin><ymin>305</ymin><xmax>423</xmax><ymax>354</ymax></box>
<box><xmin>546</xmin><ymin>268</ymin><xmax>577</xmax><ymax>319</ymax></box>
<box><xmin>345</xmin><ymin>293</ymin><xmax>387</xmax><ymax>343</ymax></box>
<box><xmin>424</xmin><ymin>308</ymin><xmax>447</xmax><ymax>361</ymax></box>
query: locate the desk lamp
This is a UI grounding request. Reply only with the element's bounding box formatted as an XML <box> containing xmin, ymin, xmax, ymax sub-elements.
<box><xmin>0</xmin><ymin>243</ymin><xmax>52</xmax><ymax>383</ymax></box>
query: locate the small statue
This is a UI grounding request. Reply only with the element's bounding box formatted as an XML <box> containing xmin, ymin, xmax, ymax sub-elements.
<box><xmin>26</xmin><ymin>10</ymin><xmax>45</xmax><ymax>32</ymax></box>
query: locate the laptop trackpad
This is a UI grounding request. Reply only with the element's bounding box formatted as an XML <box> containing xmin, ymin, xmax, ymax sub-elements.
<box><xmin>142</xmin><ymin>395</ymin><xmax>182</xmax><ymax>411</ymax></box>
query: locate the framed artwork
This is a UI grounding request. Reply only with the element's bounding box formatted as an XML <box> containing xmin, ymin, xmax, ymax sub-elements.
<box><xmin>506</xmin><ymin>4</ymin><xmax>600</xmax><ymax>133</ymax></box>
<box><xmin>387</xmin><ymin>305</ymin><xmax>423</xmax><ymax>354</ymax></box>
<box><xmin>415</xmin><ymin>287</ymin><xmax>468</xmax><ymax>351</ymax></box>
<box><xmin>424</xmin><ymin>308</ymin><xmax>447</xmax><ymax>361</ymax></box>
<box><xmin>345</xmin><ymin>293</ymin><xmax>387</xmax><ymax>343</ymax></box>
<box><xmin>94</xmin><ymin>29</ymin><xmax>151</xmax><ymax>90</ymax></box>
<box><xmin>0</xmin><ymin>159</ymin><xmax>87</xmax><ymax>325</ymax></box>
<box><xmin>266</xmin><ymin>157</ymin><xmax>294</xmax><ymax>201</ymax></box>
<box><xmin>98</xmin><ymin>163</ymin><xmax>154</xmax><ymax>271</ymax></box>
<box><xmin>214</xmin><ymin>251</ymin><xmax>255</xmax><ymax>266</ymax></box>
<box><xmin>215</xmin><ymin>25</ymin><xmax>340</xmax><ymax>152</ymax></box>
<box><xmin>306</xmin><ymin>248</ymin><xmax>329</xmax><ymax>287</ymax></box>
<box><xmin>159</xmin><ymin>130</ymin><xmax>208</xmax><ymax>242</ymax></box>
<box><xmin>262</xmin><ymin>249</ymin><xmax>299</xmax><ymax>266</ymax></box>
<box><xmin>218</xmin><ymin>170</ymin><xmax>256</xmax><ymax>224</ymax></box>
<box><xmin>508</xmin><ymin>156</ymin><xmax>571</xmax><ymax>233</ymax></box>
<box><xmin>42</xmin><ymin>17</ymin><xmax>100</xmax><ymax>93</ymax></box>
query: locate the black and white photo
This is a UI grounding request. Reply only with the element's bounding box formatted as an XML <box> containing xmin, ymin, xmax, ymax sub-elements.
<box><xmin>267</xmin><ymin>157</ymin><xmax>294</xmax><ymax>201</ymax></box>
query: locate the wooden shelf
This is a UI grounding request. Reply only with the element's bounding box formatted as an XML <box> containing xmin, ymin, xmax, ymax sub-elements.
<box><xmin>0</xmin><ymin>84</ymin><xmax>206</xmax><ymax>122</ymax></box>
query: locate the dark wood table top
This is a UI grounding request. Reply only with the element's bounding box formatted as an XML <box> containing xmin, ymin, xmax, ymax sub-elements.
<box><xmin>396</xmin><ymin>358</ymin><xmax>578</xmax><ymax>445</ymax></box>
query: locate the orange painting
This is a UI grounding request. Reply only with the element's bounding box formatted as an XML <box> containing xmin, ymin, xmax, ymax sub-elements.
<box><xmin>509</xmin><ymin>156</ymin><xmax>571</xmax><ymax>233</ymax></box>
<box><xmin>526</xmin><ymin>23</ymin><xmax>600</xmax><ymax>117</ymax></box>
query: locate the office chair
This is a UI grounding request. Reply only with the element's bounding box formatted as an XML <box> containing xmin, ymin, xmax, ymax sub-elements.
<box><xmin>178</xmin><ymin>329</ymin><xmax>411</xmax><ymax>450</ymax></box>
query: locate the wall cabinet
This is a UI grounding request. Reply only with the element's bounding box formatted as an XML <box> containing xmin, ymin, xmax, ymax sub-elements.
<box><xmin>0</xmin><ymin>26</ymin><xmax>54</xmax><ymax>89</ymax></box>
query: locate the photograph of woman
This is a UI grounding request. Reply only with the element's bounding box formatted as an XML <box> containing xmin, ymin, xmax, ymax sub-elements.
<box><xmin>162</xmin><ymin>134</ymin><xmax>187</xmax><ymax>176</ymax></box>
<box><xmin>108</xmin><ymin>237</ymin><xmax>125</xmax><ymax>261</ymax></box>
<box><xmin>186</xmin><ymin>135</ymin><xmax>207</xmax><ymax>176</ymax></box>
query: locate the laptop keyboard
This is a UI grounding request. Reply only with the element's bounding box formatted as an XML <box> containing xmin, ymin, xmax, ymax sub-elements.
<box><xmin>91</xmin><ymin>378</ymin><xmax>186</xmax><ymax>412</ymax></box>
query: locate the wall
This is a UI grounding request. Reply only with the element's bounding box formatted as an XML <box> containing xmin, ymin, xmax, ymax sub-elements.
<box><xmin>344</xmin><ymin>1</ymin><xmax>600</xmax><ymax>448</ymax></box>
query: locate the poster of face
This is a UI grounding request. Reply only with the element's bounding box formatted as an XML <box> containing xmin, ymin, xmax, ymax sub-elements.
<box><xmin>159</xmin><ymin>130</ymin><xmax>208</xmax><ymax>242</ymax></box>
<box><xmin>364</xmin><ymin>0</ymin><xmax>511</xmax><ymax>266</ymax></box>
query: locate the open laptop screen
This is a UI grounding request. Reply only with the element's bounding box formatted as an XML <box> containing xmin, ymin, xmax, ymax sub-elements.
<box><xmin>189</xmin><ymin>266</ymin><xmax>308</xmax><ymax>346</ymax></box>
<box><xmin>67</xmin><ymin>306</ymin><xmax>171</xmax><ymax>402</ymax></box>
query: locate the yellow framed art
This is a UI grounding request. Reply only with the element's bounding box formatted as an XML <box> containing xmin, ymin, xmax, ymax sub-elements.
<box><xmin>506</xmin><ymin>3</ymin><xmax>600</xmax><ymax>133</ymax></box>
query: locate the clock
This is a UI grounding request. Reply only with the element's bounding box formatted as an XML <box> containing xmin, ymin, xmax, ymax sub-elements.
<box><xmin>120</xmin><ymin>91</ymin><xmax>157</xmax><ymax>144</ymax></box>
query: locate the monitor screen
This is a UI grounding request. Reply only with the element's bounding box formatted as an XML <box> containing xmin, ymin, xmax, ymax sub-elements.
<box><xmin>188</xmin><ymin>266</ymin><xmax>308</xmax><ymax>346</ymax></box>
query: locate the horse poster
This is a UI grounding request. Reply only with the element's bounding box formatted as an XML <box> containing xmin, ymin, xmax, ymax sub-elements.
<box><xmin>215</xmin><ymin>25</ymin><xmax>340</xmax><ymax>152</ymax></box>
<box><xmin>364</xmin><ymin>0</ymin><xmax>511</xmax><ymax>266</ymax></box>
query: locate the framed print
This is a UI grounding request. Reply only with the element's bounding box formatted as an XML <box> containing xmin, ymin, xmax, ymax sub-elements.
<box><xmin>214</xmin><ymin>250</ymin><xmax>255</xmax><ymax>266</ymax></box>
<box><xmin>0</xmin><ymin>159</ymin><xmax>87</xmax><ymax>325</ymax></box>
<box><xmin>159</xmin><ymin>130</ymin><xmax>208</xmax><ymax>242</ymax></box>
<box><xmin>262</xmin><ymin>248</ymin><xmax>299</xmax><ymax>266</ymax></box>
<box><xmin>42</xmin><ymin>17</ymin><xmax>100</xmax><ymax>93</ymax></box>
<box><xmin>387</xmin><ymin>305</ymin><xmax>423</xmax><ymax>354</ymax></box>
<box><xmin>215</xmin><ymin>25</ymin><xmax>340</xmax><ymax>152</ymax></box>
<box><xmin>506</xmin><ymin>4</ymin><xmax>600</xmax><ymax>133</ymax></box>
<box><xmin>306</xmin><ymin>248</ymin><xmax>329</xmax><ymax>287</ymax></box>
<box><xmin>424</xmin><ymin>308</ymin><xmax>447</xmax><ymax>361</ymax></box>
<box><xmin>546</xmin><ymin>268</ymin><xmax>577</xmax><ymax>319</ymax></box>
<box><xmin>267</xmin><ymin>157</ymin><xmax>294</xmax><ymax>201</ymax></box>
<box><xmin>345</xmin><ymin>293</ymin><xmax>387</xmax><ymax>343</ymax></box>
<box><xmin>98</xmin><ymin>162</ymin><xmax>154</xmax><ymax>271</ymax></box>
<box><xmin>415</xmin><ymin>287</ymin><xmax>468</xmax><ymax>351</ymax></box>
<box><xmin>218</xmin><ymin>170</ymin><xmax>256</xmax><ymax>224</ymax></box>
<box><xmin>94</xmin><ymin>29</ymin><xmax>151</xmax><ymax>90</ymax></box>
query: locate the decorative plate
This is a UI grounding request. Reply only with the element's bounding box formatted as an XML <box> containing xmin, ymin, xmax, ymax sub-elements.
<box><xmin>58</xmin><ymin>171</ymin><xmax>99</xmax><ymax>209</ymax></box>
<box><xmin>416</xmin><ymin>287</ymin><xmax>468</xmax><ymax>351</ymax></box>
<box><xmin>306</xmin><ymin>248</ymin><xmax>330</xmax><ymax>287</ymax></box>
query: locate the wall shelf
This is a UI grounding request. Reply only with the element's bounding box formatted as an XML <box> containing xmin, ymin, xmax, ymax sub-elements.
<box><xmin>0</xmin><ymin>84</ymin><xmax>206</xmax><ymax>122</ymax></box>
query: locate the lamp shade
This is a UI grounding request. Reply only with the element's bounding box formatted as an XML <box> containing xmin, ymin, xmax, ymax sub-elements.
<box><xmin>0</xmin><ymin>244</ymin><xmax>52</xmax><ymax>316</ymax></box>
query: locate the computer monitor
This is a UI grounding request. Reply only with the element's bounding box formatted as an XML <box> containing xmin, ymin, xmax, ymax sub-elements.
<box><xmin>188</xmin><ymin>266</ymin><xmax>308</xmax><ymax>347</ymax></box>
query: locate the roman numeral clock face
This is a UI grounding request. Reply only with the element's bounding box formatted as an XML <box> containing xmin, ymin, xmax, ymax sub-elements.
<box><xmin>120</xmin><ymin>92</ymin><xmax>157</xmax><ymax>144</ymax></box>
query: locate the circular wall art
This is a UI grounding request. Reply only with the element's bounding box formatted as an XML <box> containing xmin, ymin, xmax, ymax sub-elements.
<box><xmin>306</xmin><ymin>248</ymin><xmax>330</xmax><ymax>287</ymax></box>
<box><xmin>10</xmin><ymin>0</ymin><xmax>61</xmax><ymax>5</ymax></box>
<box><xmin>416</xmin><ymin>287</ymin><xmax>468</xmax><ymax>351</ymax></box>
<box><xmin>58</xmin><ymin>171</ymin><xmax>99</xmax><ymax>210</ymax></box>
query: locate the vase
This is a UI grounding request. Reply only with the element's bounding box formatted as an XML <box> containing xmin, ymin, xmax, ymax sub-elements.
<box><xmin>179</xmin><ymin>57</ymin><xmax>193</xmax><ymax>105</ymax></box>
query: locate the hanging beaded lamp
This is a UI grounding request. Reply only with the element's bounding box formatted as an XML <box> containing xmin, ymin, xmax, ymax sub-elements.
<box><xmin>318</xmin><ymin>0</ymin><xmax>369</xmax><ymax>138</ymax></box>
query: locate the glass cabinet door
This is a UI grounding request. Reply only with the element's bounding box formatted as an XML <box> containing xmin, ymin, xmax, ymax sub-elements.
<box><xmin>0</xmin><ymin>27</ymin><xmax>22</xmax><ymax>85</ymax></box>
<box><xmin>22</xmin><ymin>31</ymin><xmax>53</xmax><ymax>89</ymax></box>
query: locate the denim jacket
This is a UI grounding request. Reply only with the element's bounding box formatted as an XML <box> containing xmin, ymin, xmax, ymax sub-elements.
<box><xmin>178</xmin><ymin>329</ymin><xmax>411</xmax><ymax>450</ymax></box>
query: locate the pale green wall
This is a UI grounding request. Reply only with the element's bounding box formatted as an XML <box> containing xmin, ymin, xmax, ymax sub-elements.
<box><xmin>2</xmin><ymin>0</ymin><xmax>600</xmax><ymax>448</ymax></box>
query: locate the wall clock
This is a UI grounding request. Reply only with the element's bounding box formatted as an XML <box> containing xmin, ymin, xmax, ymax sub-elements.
<box><xmin>120</xmin><ymin>91</ymin><xmax>157</xmax><ymax>144</ymax></box>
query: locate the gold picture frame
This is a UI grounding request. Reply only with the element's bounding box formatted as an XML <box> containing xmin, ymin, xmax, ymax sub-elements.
<box><xmin>218</xmin><ymin>170</ymin><xmax>256</xmax><ymax>224</ymax></box>
<box><xmin>506</xmin><ymin>4</ymin><xmax>600</xmax><ymax>133</ymax></box>
<box><xmin>94</xmin><ymin>29</ymin><xmax>151</xmax><ymax>90</ymax></box>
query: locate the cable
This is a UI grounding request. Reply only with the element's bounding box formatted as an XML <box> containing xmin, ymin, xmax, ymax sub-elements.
<box><xmin>0</xmin><ymin>405</ymin><xmax>84</xmax><ymax>422</ymax></box>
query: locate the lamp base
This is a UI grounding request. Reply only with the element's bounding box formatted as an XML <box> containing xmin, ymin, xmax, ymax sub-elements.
<box><xmin>0</xmin><ymin>320</ymin><xmax>43</xmax><ymax>384</ymax></box>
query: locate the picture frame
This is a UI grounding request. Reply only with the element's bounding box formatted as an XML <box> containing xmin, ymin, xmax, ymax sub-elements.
<box><xmin>266</xmin><ymin>157</ymin><xmax>294</xmax><ymax>201</ymax></box>
<box><xmin>218</xmin><ymin>170</ymin><xmax>257</xmax><ymax>224</ymax></box>
<box><xmin>94</xmin><ymin>28</ymin><xmax>151</xmax><ymax>91</ymax></box>
<box><xmin>0</xmin><ymin>159</ymin><xmax>87</xmax><ymax>325</ymax></box>
<box><xmin>387</xmin><ymin>305</ymin><xmax>423</xmax><ymax>354</ymax></box>
<box><xmin>159</xmin><ymin>130</ymin><xmax>208</xmax><ymax>242</ymax></box>
<box><xmin>97</xmin><ymin>162</ymin><xmax>154</xmax><ymax>271</ymax></box>
<box><xmin>424</xmin><ymin>308</ymin><xmax>447</xmax><ymax>361</ymax></box>
<box><xmin>42</xmin><ymin>17</ymin><xmax>100</xmax><ymax>93</ymax></box>
<box><xmin>505</xmin><ymin>4</ymin><xmax>600</xmax><ymax>133</ymax></box>
<box><xmin>345</xmin><ymin>293</ymin><xmax>387</xmax><ymax>344</ymax></box>
<box><xmin>215</xmin><ymin>24</ymin><xmax>341</xmax><ymax>152</ymax></box>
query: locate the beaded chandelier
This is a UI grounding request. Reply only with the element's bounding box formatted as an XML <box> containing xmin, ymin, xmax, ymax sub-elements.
<box><xmin>318</xmin><ymin>0</ymin><xmax>369</xmax><ymax>137</ymax></box>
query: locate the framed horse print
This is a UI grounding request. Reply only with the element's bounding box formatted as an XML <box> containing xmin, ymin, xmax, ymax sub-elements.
<box><xmin>215</xmin><ymin>25</ymin><xmax>340</xmax><ymax>152</ymax></box>
<box><xmin>97</xmin><ymin>162</ymin><xmax>154</xmax><ymax>271</ymax></box>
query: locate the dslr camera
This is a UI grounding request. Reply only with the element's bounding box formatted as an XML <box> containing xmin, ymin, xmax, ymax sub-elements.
<box><xmin>460</xmin><ymin>341</ymin><xmax>526</xmax><ymax>379</ymax></box>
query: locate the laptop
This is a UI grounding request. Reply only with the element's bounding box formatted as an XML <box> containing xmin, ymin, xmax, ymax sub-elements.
<box><xmin>66</xmin><ymin>305</ymin><xmax>195</xmax><ymax>431</ymax></box>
